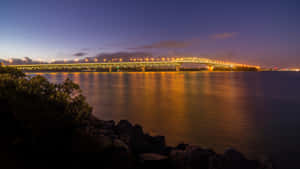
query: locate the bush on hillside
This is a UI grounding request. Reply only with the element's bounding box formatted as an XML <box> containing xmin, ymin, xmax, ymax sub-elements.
<box><xmin>0</xmin><ymin>66</ymin><xmax>92</xmax><ymax>152</ymax></box>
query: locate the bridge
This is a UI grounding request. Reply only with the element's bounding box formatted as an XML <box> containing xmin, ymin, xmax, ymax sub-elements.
<box><xmin>7</xmin><ymin>57</ymin><xmax>260</xmax><ymax>72</ymax></box>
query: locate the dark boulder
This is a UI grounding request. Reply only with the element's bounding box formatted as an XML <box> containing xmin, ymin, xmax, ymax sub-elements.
<box><xmin>169</xmin><ymin>149</ymin><xmax>186</xmax><ymax>169</ymax></box>
<box><xmin>176</xmin><ymin>143</ymin><xmax>189</xmax><ymax>150</ymax></box>
<box><xmin>116</xmin><ymin>120</ymin><xmax>133</xmax><ymax>133</ymax></box>
<box><xmin>224</xmin><ymin>148</ymin><xmax>247</xmax><ymax>161</ymax></box>
<box><xmin>223</xmin><ymin>148</ymin><xmax>254</xmax><ymax>169</ymax></box>
<box><xmin>139</xmin><ymin>153</ymin><xmax>170</xmax><ymax>169</ymax></box>
<box><xmin>185</xmin><ymin>146</ymin><xmax>214</xmax><ymax>169</ymax></box>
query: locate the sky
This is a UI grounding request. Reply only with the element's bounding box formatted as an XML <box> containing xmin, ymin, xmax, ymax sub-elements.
<box><xmin>0</xmin><ymin>0</ymin><xmax>299</xmax><ymax>67</ymax></box>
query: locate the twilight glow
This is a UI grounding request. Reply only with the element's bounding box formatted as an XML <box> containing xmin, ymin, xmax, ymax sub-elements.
<box><xmin>0</xmin><ymin>0</ymin><xmax>299</xmax><ymax>67</ymax></box>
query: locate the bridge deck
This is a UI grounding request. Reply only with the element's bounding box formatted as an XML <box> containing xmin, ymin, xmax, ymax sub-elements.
<box><xmin>6</xmin><ymin>57</ymin><xmax>260</xmax><ymax>70</ymax></box>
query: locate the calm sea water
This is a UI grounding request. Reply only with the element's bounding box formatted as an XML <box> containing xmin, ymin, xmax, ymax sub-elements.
<box><xmin>31</xmin><ymin>72</ymin><xmax>300</xmax><ymax>169</ymax></box>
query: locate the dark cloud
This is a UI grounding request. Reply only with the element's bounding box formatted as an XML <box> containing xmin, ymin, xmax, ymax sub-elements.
<box><xmin>92</xmin><ymin>51</ymin><xmax>152</xmax><ymax>59</ymax></box>
<box><xmin>128</xmin><ymin>40</ymin><xmax>195</xmax><ymax>50</ymax></box>
<box><xmin>0</xmin><ymin>57</ymin><xmax>45</xmax><ymax>65</ymax></box>
<box><xmin>74</xmin><ymin>52</ymin><xmax>88</xmax><ymax>57</ymax></box>
<box><xmin>81</xmin><ymin>48</ymin><xmax>90</xmax><ymax>51</ymax></box>
<box><xmin>211</xmin><ymin>32</ymin><xmax>239</xmax><ymax>39</ymax></box>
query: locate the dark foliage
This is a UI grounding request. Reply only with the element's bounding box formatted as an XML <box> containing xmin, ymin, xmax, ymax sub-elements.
<box><xmin>0</xmin><ymin>67</ymin><xmax>92</xmax><ymax>153</ymax></box>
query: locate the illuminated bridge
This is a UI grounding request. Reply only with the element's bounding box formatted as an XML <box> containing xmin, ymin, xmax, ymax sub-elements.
<box><xmin>7</xmin><ymin>57</ymin><xmax>260</xmax><ymax>72</ymax></box>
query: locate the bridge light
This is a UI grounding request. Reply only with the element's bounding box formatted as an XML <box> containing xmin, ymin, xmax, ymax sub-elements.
<box><xmin>162</xmin><ymin>57</ymin><xmax>165</xmax><ymax>61</ymax></box>
<box><xmin>103</xmin><ymin>58</ymin><xmax>106</xmax><ymax>62</ymax></box>
<box><xmin>208</xmin><ymin>66</ymin><xmax>214</xmax><ymax>71</ymax></box>
<box><xmin>145</xmin><ymin>58</ymin><xmax>149</xmax><ymax>62</ymax></box>
<box><xmin>119</xmin><ymin>58</ymin><xmax>123</xmax><ymax>62</ymax></box>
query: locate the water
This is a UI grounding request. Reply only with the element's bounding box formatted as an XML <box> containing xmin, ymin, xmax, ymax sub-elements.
<box><xmin>32</xmin><ymin>72</ymin><xmax>300</xmax><ymax>169</ymax></box>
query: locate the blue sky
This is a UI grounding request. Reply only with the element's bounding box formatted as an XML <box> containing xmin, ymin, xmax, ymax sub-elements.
<box><xmin>0</xmin><ymin>0</ymin><xmax>299</xmax><ymax>67</ymax></box>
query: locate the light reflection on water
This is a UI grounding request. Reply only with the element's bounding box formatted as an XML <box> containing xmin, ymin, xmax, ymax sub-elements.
<box><xmin>30</xmin><ymin>72</ymin><xmax>300</xmax><ymax>169</ymax></box>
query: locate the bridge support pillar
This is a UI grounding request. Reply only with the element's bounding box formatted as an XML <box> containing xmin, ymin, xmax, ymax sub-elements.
<box><xmin>175</xmin><ymin>65</ymin><xmax>181</xmax><ymax>72</ymax></box>
<box><xmin>208</xmin><ymin>66</ymin><xmax>214</xmax><ymax>71</ymax></box>
<box><xmin>141</xmin><ymin>66</ymin><xmax>145</xmax><ymax>72</ymax></box>
<box><xmin>109</xmin><ymin>66</ymin><xmax>112</xmax><ymax>72</ymax></box>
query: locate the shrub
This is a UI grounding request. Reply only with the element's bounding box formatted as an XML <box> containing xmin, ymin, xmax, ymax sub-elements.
<box><xmin>0</xmin><ymin>67</ymin><xmax>92</xmax><ymax>151</ymax></box>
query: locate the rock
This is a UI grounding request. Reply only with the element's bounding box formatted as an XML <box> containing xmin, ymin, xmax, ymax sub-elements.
<box><xmin>209</xmin><ymin>154</ymin><xmax>223</xmax><ymax>169</ymax></box>
<box><xmin>176</xmin><ymin>143</ymin><xmax>189</xmax><ymax>150</ymax></box>
<box><xmin>223</xmin><ymin>148</ymin><xmax>253</xmax><ymax>169</ymax></box>
<box><xmin>161</xmin><ymin>146</ymin><xmax>174</xmax><ymax>156</ymax></box>
<box><xmin>169</xmin><ymin>149</ymin><xmax>187</xmax><ymax>169</ymax></box>
<box><xmin>113</xmin><ymin>139</ymin><xmax>129</xmax><ymax>152</ymax></box>
<box><xmin>169</xmin><ymin>146</ymin><xmax>216</xmax><ymax>169</ymax></box>
<box><xmin>119</xmin><ymin>134</ymin><xmax>131</xmax><ymax>145</ymax></box>
<box><xmin>102</xmin><ymin>120</ymin><xmax>115</xmax><ymax>129</ymax></box>
<box><xmin>150</xmin><ymin>136</ymin><xmax>166</xmax><ymax>147</ymax></box>
<box><xmin>186</xmin><ymin>146</ymin><xmax>213</xmax><ymax>169</ymax></box>
<box><xmin>258</xmin><ymin>156</ymin><xmax>273</xmax><ymax>169</ymax></box>
<box><xmin>133</xmin><ymin>124</ymin><xmax>144</xmax><ymax>136</ymax></box>
<box><xmin>93</xmin><ymin>120</ymin><xmax>115</xmax><ymax>129</ymax></box>
<box><xmin>116</xmin><ymin>121</ymin><xmax>166</xmax><ymax>154</ymax></box>
<box><xmin>139</xmin><ymin>153</ymin><xmax>170</xmax><ymax>169</ymax></box>
<box><xmin>103</xmin><ymin>141</ymin><xmax>133</xmax><ymax>169</ymax></box>
<box><xmin>224</xmin><ymin>148</ymin><xmax>246</xmax><ymax>161</ymax></box>
<box><xmin>116</xmin><ymin>120</ymin><xmax>133</xmax><ymax>133</ymax></box>
<box><xmin>140</xmin><ymin>153</ymin><xmax>168</xmax><ymax>161</ymax></box>
<box><xmin>132</xmin><ymin>135</ymin><xmax>166</xmax><ymax>154</ymax></box>
<box><xmin>97</xmin><ymin>129</ymin><xmax>114</xmax><ymax>136</ymax></box>
<box><xmin>95</xmin><ymin>135</ymin><xmax>114</xmax><ymax>150</ymax></box>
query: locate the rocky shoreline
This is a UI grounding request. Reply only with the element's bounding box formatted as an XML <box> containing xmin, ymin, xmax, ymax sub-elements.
<box><xmin>76</xmin><ymin>116</ymin><xmax>273</xmax><ymax>169</ymax></box>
